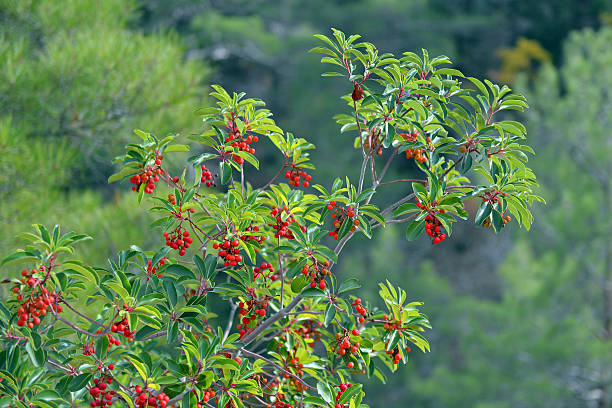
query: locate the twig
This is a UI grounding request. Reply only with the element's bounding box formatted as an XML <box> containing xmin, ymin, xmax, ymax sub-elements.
<box><xmin>376</xmin><ymin>147</ymin><xmax>398</xmax><ymax>186</ymax></box>
<box><xmin>240</xmin><ymin>348</ymin><xmax>310</xmax><ymax>388</ymax></box>
<box><xmin>372</xmin><ymin>214</ymin><xmax>418</xmax><ymax>229</ymax></box>
<box><xmin>223</xmin><ymin>301</ymin><xmax>238</xmax><ymax>342</ymax></box>
<box><xmin>240</xmin><ymin>295</ymin><xmax>303</xmax><ymax>346</ymax></box>
<box><xmin>259</xmin><ymin>159</ymin><xmax>288</xmax><ymax>191</ymax></box>
<box><xmin>381</xmin><ymin>193</ymin><xmax>416</xmax><ymax>216</ymax></box>
<box><xmin>278</xmin><ymin>236</ymin><xmax>285</xmax><ymax>309</ymax></box>
<box><xmin>378</xmin><ymin>179</ymin><xmax>426</xmax><ymax>187</ymax></box>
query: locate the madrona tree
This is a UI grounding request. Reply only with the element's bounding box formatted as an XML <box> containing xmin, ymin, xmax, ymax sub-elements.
<box><xmin>0</xmin><ymin>29</ymin><xmax>542</xmax><ymax>408</ymax></box>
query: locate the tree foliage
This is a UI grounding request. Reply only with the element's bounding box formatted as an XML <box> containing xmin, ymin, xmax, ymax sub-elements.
<box><xmin>0</xmin><ymin>30</ymin><xmax>540</xmax><ymax>408</ymax></box>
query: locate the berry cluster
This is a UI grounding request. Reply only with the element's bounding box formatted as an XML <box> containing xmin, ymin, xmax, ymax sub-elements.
<box><xmin>253</xmin><ymin>261</ymin><xmax>275</xmax><ymax>281</ymax></box>
<box><xmin>201</xmin><ymin>164</ymin><xmax>217</xmax><ymax>187</ymax></box>
<box><xmin>13</xmin><ymin>267</ymin><xmax>62</xmax><ymax>328</ymax></box>
<box><xmin>146</xmin><ymin>257</ymin><xmax>167</xmax><ymax>279</ymax></box>
<box><xmin>327</xmin><ymin>201</ymin><xmax>359</xmax><ymax>240</ymax></box>
<box><xmin>400</xmin><ymin>131</ymin><xmax>427</xmax><ymax>163</ymax></box>
<box><xmin>195</xmin><ymin>388</ymin><xmax>216</xmax><ymax>408</ymax></box>
<box><xmin>88</xmin><ymin>374</ymin><xmax>115</xmax><ymax>407</ymax></box>
<box><xmin>424</xmin><ymin>214</ymin><xmax>446</xmax><ymax>244</ymax></box>
<box><xmin>293</xmin><ymin>319</ymin><xmax>323</xmax><ymax>346</ymax></box>
<box><xmin>242</xmin><ymin>225</ymin><xmax>266</xmax><ymax>247</ymax></box>
<box><xmin>269</xmin><ymin>207</ymin><xmax>306</xmax><ymax>239</ymax></box>
<box><xmin>94</xmin><ymin>316</ymin><xmax>134</xmax><ymax>348</ymax></box>
<box><xmin>213</xmin><ymin>237</ymin><xmax>243</xmax><ymax>267</ymax></box>
<box><xmin>353</xmin><ymin>298</ymin><xmax>367</xmax><ymax>324</ymax></box>
<box><xmin>331</xmin><ymin>330</ymin><xmax>360</xmax><ymax>368</ymax></box>
<box><xmin>381</xmin><ymin>314</ymin><xmax>411</xmax><ymax>365</ymax></box>
<box><xmin>225</xmin><ymin>120</ymin><xmax>259</xmax><ymax>155</ymax></box>
<box><xmin>163</xmin><ymin>227</ymin><xmax>193</xmax><ymax>256</ymax></box>
<box><xmin>134</xmin><ymin>385</ymin><xmax>169</xmax><ymax>408</ymax></box>
<box><xmin>334</xmin><ymin>383</ymin><xmax>353</xmax><ymax>408</ymax></box>
<box><xmin>130</xmin><ymin>155</ymin><xmax>164</xmax><ymax>193</ymax></box>
<box><xmin>482</xmin><ymin>214</ymin><xmax>512</xmax><ymax>228</ymax></box>
<box><xmin>282</xmin><ymin>354</ymin><xmax>305</xmax><ymax>380</ymax></box>
<box><xmin>82</xmin><ymin>342</ymin><xmax>95</xmax><ymax>356</ymax></box>
<box><xmin>301</xmin><ymin>260</ymin><xmax>331</xmax><ymax>289</ymax></box>
<box><xmin>284</xmin><ymin>163</ymin><xmax>312</xmax><ymax>188</ymax></box>
<box><xmin>416</xmin><ymin>201</ymin><xmax>447</xmax><ymax>244</ymax></box>
<box><xmin>383</xmin><ymin>342</ymin><xmax>404</xmax><ymax>366</ymax></box>
<box><xmin>269</xmin><ymin>393</ymin><xmax>293</xmax><ymax>408</ymax></box>
<box><xmin>237</xmin><ymin>296</ymin><xmax>269</xmax><ymax>338</ymax></box>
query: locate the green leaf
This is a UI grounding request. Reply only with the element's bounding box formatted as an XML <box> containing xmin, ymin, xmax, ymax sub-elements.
<box><xmin>405</xmin><ymin>219</ymin><xmax>425</xmax><ymax>241</ymax></box>
<box><xmin>474</xmin><ymin>202</ymin><xmax>492</xmax><ymax>225</ymax></box>
<box><xmin>68</xmin><ymin>373</ymin><xmax>92</xmax><ymax>392</ymax></box>
<box><xmin>163</xmin><ymin>279</ymin><xmax>178</xmax><ymax>307</ymax></box>
<box><xmin>234</xmin><ymin>151</ymin><xmax>259</xmax><ymax>169</ymax></box>
<box><xmin>291</xmin><ymin>276</ymin><xmax>308</xmax><ymax>293</ymax></box>
<box><xmin>0</xmin><ymin>251</ymin><xmax>39</xmax><ymax>268</ymax></box>
<box><xmin>117</xmin><ymin>391</ymin><xmax>135</xmax><ymax>408</ymax></box>
<box><xmin>338</xmin><ymin>278</ymin><xmax>361</xmax><ymax>294</ymax></box>
<box><xmin>301</xmin><ymin>288</ymin><xmax>326</xmax><ymax>298</ymax></box>
<box><xmin>302</xmin><ymin>396</ymin><xmax>328</xmax><ymax>406</ymax></box>
<box><xmin>324</xmin><ymin>303</ymin><xmax>336</xmax><ymax>326</ymax></box>
<box><xmin>127</xmin><ymin>356</ymin><xmax>147</xmax><ymax>382</ymax></box>
<box><xmin>105</xmin><ymin>282</ymin><xmax>131</xmax><ymax>303</ymax></box>
<box><xmin>95</xmin><ymin>335</ymin><xmax>109</xmax><ymax>361</ymax></box>
<box><xmin>317</xmin><ymin>382</ymin><xmax>334</xmax><ymax>404</ymax></box>
<box><xmin>467</xmin><ymin>77</ymin><xmax>489</xmax><ymax>103</ymax></box>
<box><xmin>62</xmin><ymin>261</ymin><xmax>100</xmax><ymax>286</ymax></box>
<box><xmin>386</xmin><ymin>331</ymin><xmax>400</xmax><ymax>351</ymax></box>
<box><xmin>435</xmin><ymin>68</ymin><xmax>464</xmax><ymax>77</ymax></box>
<box><xmin>315</xmin><ymin>246</ymin><xmax>338</xmax><ymax>264</ymax></box>
<box><xmin>491</xmin><ymin>210</ymin><xmax>504</xmax><ymax>233</ymax></box>
<box><xmin>164</xmin><ymin>144</ymin><xmax>190</xmax><ymax>153</ymax></box>
<box><xmin>286</xmin><ymin>258</ymin><xmax>308</xmax><ymax>279</ymax></box>
<box><xmin>32</xmin><ymin>390</ymin><xmax>62</xmax><ymax>402</ymax></box>
<box><xmin>460</xmin><ymin>154</ymin><xmax>473</xmax><ymax>174</ymax></box>
<box><xmin>338</xmin><ymin>384</ymin><xmax>363</xmax><ymax>405</ymax></box>
<box><xmin>167</xmin><ymin>320</ymin><xmax>179</xmax><ymax>343</ymax></box>
<box><xmin>394</xmin><ymin>203</ymin><xmax>420</xmax><ymax>217</ymax></box>
<box><xmin>132</xmin><ymin>305</ymin><xmax>162</xmax><ymax>321</ymax></box>
<box><xmin>25</xmin><ymin>342</ymin><xmax>46</xmax><ymax>367</ymax></box>
<box><xmin>165</xmin><ymin>264</ymin><xmax>196</xmax><ymax>280</ymax></box>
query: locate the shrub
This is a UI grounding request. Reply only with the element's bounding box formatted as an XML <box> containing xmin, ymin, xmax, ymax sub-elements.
<box><xmin>0</xmin><ymin>29</ymin><xmax>541</xmax><ymax>408</ymax></box>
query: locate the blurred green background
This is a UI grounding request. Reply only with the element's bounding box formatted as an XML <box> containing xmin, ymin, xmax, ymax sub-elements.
<box><xmin>1</xmin><ymin>0</ymin><xmax>611</xmax><ymax>406</ymax></box>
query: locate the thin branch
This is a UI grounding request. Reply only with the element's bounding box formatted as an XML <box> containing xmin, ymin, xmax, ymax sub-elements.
<box><xmin>240</xmin><ymin>348</ymin><xmax>310</xmax><ymax>388</ymax></box>
<box><xmin>278</xmin><ymin>236</ymin><xmax>285</xmax><ymax>309</ymax></box>
<box><xmin>378</xmin><ymin>179</ymin><xmax>426</xmax><ymax>187</ymax></box>
<box><xmin>240</xmin><ymin>164</ymin><xmax>245</xmax><ymax>196</ymax></box>
<box><xmin>60</xmin><ymin>299</ymin><xmax>106</xmax><ymax>327</ymax></box>
<box><xmin>240</xmin><ymin>295</ymin><xmax>303</xmax><ymax>346</ymax></box>
<box><xmin>372</xmin><ymin>214</ymin><xmax>418</xmax><ymax>229</ymax></box>
<box><xmin>441</xmin><ymin>154</ymin><xmax>464</xmax><ymax>179</ymax></box>
<box><xmin>381</xmin><ymin>193</ymin><xmax>416</xmax><ymax>216</ymax></box>
<box><xmin>259</xmin><ymin>159</ymin><xmax>288</xmax><ymax>191</ymax></box>
<box><xmin>376</xmin><ymin>147</ymin><xmax>398</xmax><ymax>185</ymax></box>
<box><xmin>142</xmin><ymin>330</ymin><xmax>167</xmax><ymax>341</ymax></box>
<box><xmin>223</xmin><ymin>301</ymin><xmax>238</xmax><ymax>342</ymax></box>
<box><xmin>357</xmin><ymin>155</ymin><xmax>370</xmax><ymax>196</ymax></box>
<box><xmin>167</xmin><ymin>386</ymin><xmax>193</xmax><ymax>406</ymax></box>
